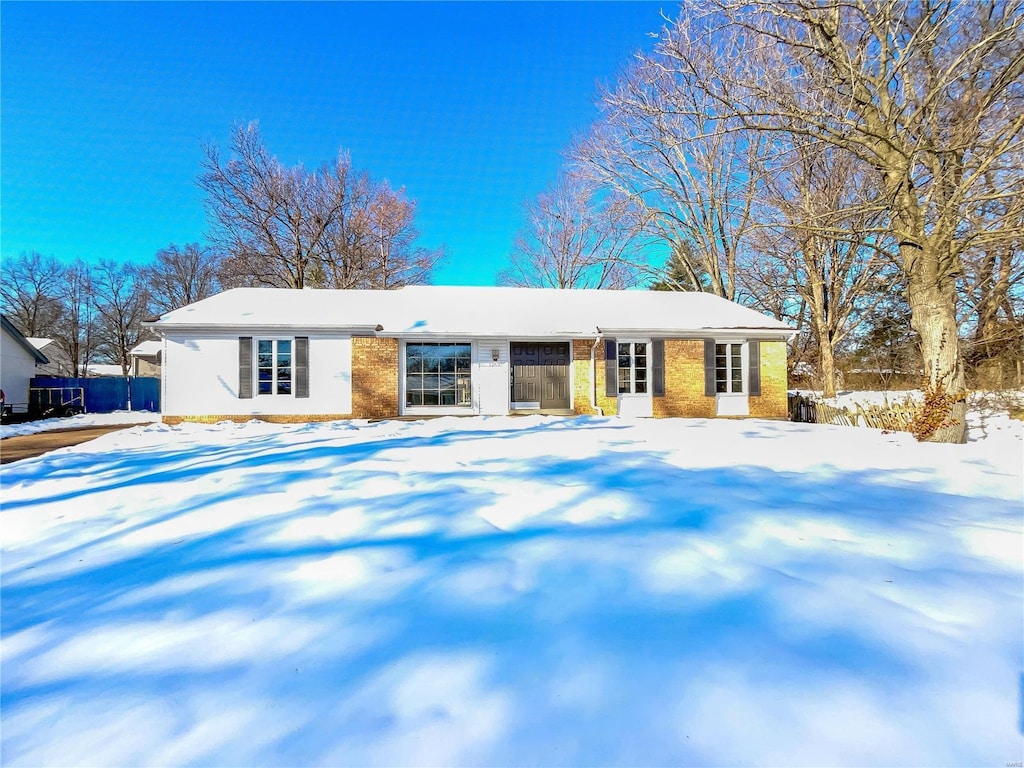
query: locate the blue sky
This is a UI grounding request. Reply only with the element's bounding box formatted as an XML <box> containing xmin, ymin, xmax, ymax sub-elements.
<box><xmin>2</xmin><ymin>2</ymin><xmax>669</xmax><ymax>286</ymax></box>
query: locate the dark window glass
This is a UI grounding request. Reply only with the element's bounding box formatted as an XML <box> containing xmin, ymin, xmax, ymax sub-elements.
<box><xmin>257</xmin><ymin>339</ymin><xmax>293</xmax><ymax>396</ymax></box>
<box><xmin>406</xmin><ymin>343</ymin><xmax>472</xmax><ymax>407</ymax></box>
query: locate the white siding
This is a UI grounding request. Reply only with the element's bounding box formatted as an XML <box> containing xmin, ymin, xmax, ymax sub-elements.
<box><xmin>475</xmin><ymin>340</ymin><xmax>510</xmax><ymax>416</ymax></box>
<box><xmin>163</xmin><ymin>333</ymin><xmax>352</xmax><ymax>417</ymax></box>
<box><xmin>1</xmin><ymin>329</ymin><xmax>38</xmax><ymax>406</ymax></box>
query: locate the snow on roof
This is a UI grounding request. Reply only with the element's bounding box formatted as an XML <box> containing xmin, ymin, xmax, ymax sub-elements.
<box><xmin>85</xmin><ymin>364</ymin><xmax>125</xmax><ymax>377</ymax></box>
<box><xmin>26</xmin><ymin>337</ymin><xmax>54</xmax><ymax>351</ymax></box>
<box><xmin>149</xmin><ymin>286</ymin><xmax>794</xmax><ymax>337</ymax></box>
<box><xmin>130</xmin><ymin>340</ymin><xmax>163</xmax><ymax>356</ymax></box>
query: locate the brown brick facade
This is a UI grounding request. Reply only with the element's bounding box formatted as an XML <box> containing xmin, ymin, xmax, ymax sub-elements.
<box><xmin>351</xmin><ymin>336</ymin><xmax>400</xmax><ymax>418</ymax></box>
<box><xmin>163</xmin><ymin>413</ymin><xmax>352</xmax><ymax>425</ymax></box>
<box><xmin>749</xmin><ymin>340</ymin><xmax>788</xmax><ymax>419</ymax></box>
<box><xmin>572</xmin><ymin>339</ymin><xmax>599</xmax><ymax>415</ymax></box>
<box><xmin>652</xmin><ymin>339</ymin><xmax>717</xmax><ymax>418</ymax></box>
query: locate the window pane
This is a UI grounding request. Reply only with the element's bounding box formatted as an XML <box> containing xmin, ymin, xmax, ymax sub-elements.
<box><xmin>258</xmin><ymin>340</ymin><xmax>273</xmax><ymax>355</ymax></box>
<box><xmin>258</xmin><ymin>381</ymin><xmax>273</xmax><ymax>395</ymax></box>
<box><xmin>406</xmin><ymin>345</ymin><xmax>424</xmax><ymax>373</ymax></box>
<box><xmin>278</xmin><ymin>340</ymin><xmax>291</xmax><ymax>355</ymax></box>
<box><xmin>732</xmin><ymin>367</ymin><xmax>743</xmax><ymax>394</ymax></box>
<box><xmin>406</xmin><ymin>343</ymin><xmax>472</xmax><ymax>407</ymax></box>
<box><xmin>634</xmin><ymin>343</ymin><xmax>647</xmax><ymax>356</ymax></box>
<box><xmin>618</xmin><ymin>368</ymin><xmax>631</xmax><ymax>394</ymax></box>
<box><xmin>635</xmin><ymin>367</ymin><xmax>647</xmax><ymax>381</ymax></box>
<box><xmin>636</xmin><ymin>381</ymin><xmax>647</xmax><ymax>393</ymax></box>
<box><xmin>618</xmin><ymin>343</ymin><xmax>630</xmax><ymax>356</ymax></box>
<box><xmin>456</xmin><ymin>374</ymin><xmax>472</xmax><ymax>405</ymax></box>
<box><xmin>716</xmin><ymin>344</ymin><xmax>726</xmax><ymax>357</ymax></box>
<box><xmin>258</xmin><ymin>352</ymin><xmax>273</xmax><ymax>368</ymax></box>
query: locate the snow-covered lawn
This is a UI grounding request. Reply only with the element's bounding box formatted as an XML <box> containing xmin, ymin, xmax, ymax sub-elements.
<box><xmin>0</xmin><ymin>410</ymin><xmax>161</xmax><ymax>439</ymax></box>
<box><xmin>1</xmin><ymin>415</ymin><xmax>1021</xmax><ymax>766</ymax></box>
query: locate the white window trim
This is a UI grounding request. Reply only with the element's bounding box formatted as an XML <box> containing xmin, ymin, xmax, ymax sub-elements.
<box><xmin>714</xmin><ymin>339</ymin><xmax>747</xmax><ymax>397</ymax></box>
<box><xmin>616</xmin><ymin>338</ymin><xmax>652</xmax><ymax>397</ymax></box>
<box><xmin>255</xmin><ymin>337</ymin><xmax>295</xmax><ymax>398</ymax></box>
<box><xmin>400</xmin><ymin>339</ymin><xmax>477</xmax><ymax>416</ymax></box>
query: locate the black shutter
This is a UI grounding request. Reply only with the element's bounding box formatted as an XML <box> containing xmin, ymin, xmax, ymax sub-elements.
<box><xmin>604</xmin><ymin>338</ymin><xmax>617</xmax><ymax>397</ymax></box>
<box><xmin>703</xmin><ymin>339</ymin><xmax>716</xmax><ymax>397</ymax></box>
<box><xmin>295</xmin><ymin>337</ymin><xmax>309</xmax><ymax>398</ymax></box>
<box><xmin>652</xmin><ymin>339</ymin><xmax>665</xmax><ymax>397</ymax></box>
<box><xmin>239</xmin><ymin>337</ymin><xmax>253</xmax><ymax>399</ymax></box>
<box><xmin>748</xmin><ymin>340</ymin><xmax>761</xmax><ymax>396</ymax></box>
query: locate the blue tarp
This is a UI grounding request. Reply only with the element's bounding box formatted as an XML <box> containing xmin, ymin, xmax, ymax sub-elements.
<box><xmin>30</xmin><ymin>376</ymin><xmax>160</xmax><ymax>414</ymax></box>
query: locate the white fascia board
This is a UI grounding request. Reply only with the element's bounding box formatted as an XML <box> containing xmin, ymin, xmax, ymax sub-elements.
<box><xmin>597</xmin><ymin>327</ymin><xmax>796</xmax><ymax>339</ymax></box>
<box><xmin>145</xmin><ymin>323</ymin><xmax>381</xmax><ymax>335</ymax></box>
<box><xmin>389</xmin><ymin>331</ymin><xmax>587</xmax><ymax>340</ymax></box>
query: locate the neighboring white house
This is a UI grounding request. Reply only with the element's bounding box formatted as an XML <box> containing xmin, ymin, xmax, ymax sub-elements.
<box><xmin>146</xmin><ymin>286</ymin><xmax>795</xmax><ymax>423</ymax></box>
<box><xmin>1</xmin><ymin>316</ymin><xmax>49</xmax><ymax>408</ymax></box>
<box><xmin>129</xmin><ymin>340</ymin><xmax>162</xmax><ymax>377</ymax></box>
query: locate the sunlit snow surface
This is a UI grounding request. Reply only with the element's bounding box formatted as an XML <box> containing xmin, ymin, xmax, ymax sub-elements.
<box><xmin>1</xmin><ymin>414</ymin><xmax>1021</xmax><ymax>766</ymax></box>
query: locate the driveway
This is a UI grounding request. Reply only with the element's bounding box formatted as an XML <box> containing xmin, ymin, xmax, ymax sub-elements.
<box><xmin>0</xmin><ymin>424</ymin><xmax>150</xmax><ymax>464</ymax></box>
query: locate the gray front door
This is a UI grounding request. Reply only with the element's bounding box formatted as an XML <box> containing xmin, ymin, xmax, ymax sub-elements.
<box><xmin>511</xmin><ymin>342</ymin><xmax>570</xmax><ymax>409</ymax></box>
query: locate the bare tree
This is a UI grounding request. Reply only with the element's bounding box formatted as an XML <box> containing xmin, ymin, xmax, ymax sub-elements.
<box><xmin>199</xmin><ymin>122</ymin><xmax>345</xmax><ymax>289</ymax></box>
<box><xmin>199</xmin><ymin>121</ymin><xmax>442</xmax><ymax>290</ymax></box>
<box><xmin>500</xmin><ymin>175</ymin><xmax>644</xmax><ymax>288</ymax></box>
<box><xmin>363</xmin><ymin>182</ymin><xmax>444</xmax><ymax>288</ymax></box>
<box><xmin>143</xmin><ymin>243</ymin><xmax>223</xmax><ymax>313</ymax></box>
<box><xmin>572</xmin><ymin>52</ymin><xmax>770</xmax><ymax>299</ymax></box>
<box><xmin>0</xmin><ymin>251</ymin><xmax>64</xmax><ymax>336</ymax></box>
<box><xmin>654</xmin><ymin>0</ymin><xmax>1024</xmax><ymax>442</ymax></box>
<box><xmin>91</xmin><ymin>260</ymin><xmax>151</xmax><ymax>374</ymax></box>
<box><xmin>754</xmin><ymin>142</ymin><xmax>895</xmax><ymax>396</ymax></box>
<box><xmin>53</xmin><ymin>260</ymin><xmax>96</xmax><ymax>377</ymax></box>
<box><xmin>959</xmin><ymin>167</ymin><xmax>1024</xmax><ymax>388</ymax></box>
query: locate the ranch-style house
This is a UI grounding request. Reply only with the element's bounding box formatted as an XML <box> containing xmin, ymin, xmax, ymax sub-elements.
<box><xmin>145</xmin><ymin>286</ymin><xmax>795</xmax><ymax>424</ymax></box>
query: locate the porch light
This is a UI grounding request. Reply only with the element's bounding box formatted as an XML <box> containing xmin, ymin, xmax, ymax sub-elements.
<box><xmin>491</xmin><ymin>348</ymin><xmax>500</xmax><ymax>361</ymax></box>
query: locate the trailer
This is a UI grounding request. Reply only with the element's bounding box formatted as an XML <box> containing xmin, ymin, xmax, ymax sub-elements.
<box><xmin>28</xmin><ymin>386</ymin><xmax>86</xmax><ymax>419</ymax></box>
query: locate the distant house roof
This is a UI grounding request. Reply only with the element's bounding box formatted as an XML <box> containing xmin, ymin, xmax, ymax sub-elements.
<box><xmin>85</xmin><ymin>364</ymin><xmax>124</xmax><ymax>377</ymax></box>
<box><xmin>1</xmin><ymin>316</ymin><xmax>49</xmax><ymax>364</ymax></box>
<box><xmin>130</xmin><ymin>340</ymin><xmax>162</xmax><ymax>357</ymax></box>
<box><xmin>26</xmin><ymin>337</ymin><xmax>55</xmax><ymax>351</ymax></box>
<box><xmin>146</xmin><ymin>286</ymin><xmax>795</xmax><ymax>338</ymax></box>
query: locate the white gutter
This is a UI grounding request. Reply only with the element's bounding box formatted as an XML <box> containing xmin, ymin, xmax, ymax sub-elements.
<box><xmin>591</xmin><ymin>328</ymin><xmax>604</xmax><ymax>416</ymax></box>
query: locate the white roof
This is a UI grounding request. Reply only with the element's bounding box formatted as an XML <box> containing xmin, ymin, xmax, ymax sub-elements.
<box><xmin>26</xmin><ymin>337</ymin><xmax>54</xmax><ymax>350</ymax></box>
<box><xmin>86</xmin><ymin>364</ymin><xmax>124</xmax><ymax>377</ymax></box>
<box><xmin>130</xmin><ymin>340</ymin><xmax>163</xmax><ymax>356</ymax></box>
<box><xmin>148</xmin><ymin>286</ymin><xmax>794</xmax><ymax>337</ymax></box>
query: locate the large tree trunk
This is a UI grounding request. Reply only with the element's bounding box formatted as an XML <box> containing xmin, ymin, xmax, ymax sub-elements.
<box><xmin>813</xmin><ymin>318</ymin><xmax>839</xmax><ymax>398</ymax></box>
<box><xmin>905</xmin><ymin>255</ymin><xmax>967</xmax><ymax>443</ymax></box>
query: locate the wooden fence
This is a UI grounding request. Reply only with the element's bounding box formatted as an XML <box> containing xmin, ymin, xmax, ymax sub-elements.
<box><xmin>788</xmin><ymin>394</ymin><xmax>920</xmax><ymax>433</ymax></box>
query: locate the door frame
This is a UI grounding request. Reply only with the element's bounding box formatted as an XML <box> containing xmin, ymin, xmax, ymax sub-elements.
<box><xmin>509</xmin><ymin>340</ymin><xmax>572</xmax><ymax>411</ymax></box>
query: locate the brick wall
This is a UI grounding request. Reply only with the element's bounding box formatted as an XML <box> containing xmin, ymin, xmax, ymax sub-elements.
<box><xmin>652</xmin><ymin>339</ymin><xmax>717</xmax><ymax>418</ymax></box>
<box><xmin>352</xmin><ymin>336</ymin><xmax>399</xmax><ymax>418</ymax></box>
<box><xmin>749</xmin><ymin>340</ymin><xmax>788</xmax><ymax>418</ymax></box>
<box><xmin>594</xmin><ymin>340</ymin><xmax>618</xmax><ymax>416</ymax></box>
<box><xmin>572</xmin><ymin>339</ymin><xmax>598</xmax><ymax>415</ymax></box>
<box><xmin>163</xmin><ymin>413</ymin><xmax>352</xmax><ymax>425</ymax></box>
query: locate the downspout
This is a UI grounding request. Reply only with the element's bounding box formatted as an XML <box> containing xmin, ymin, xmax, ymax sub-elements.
<box><xmin>591</xmin><ymin>328</ymin><xmax>604</xmax><ymax>416</ymax></box>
